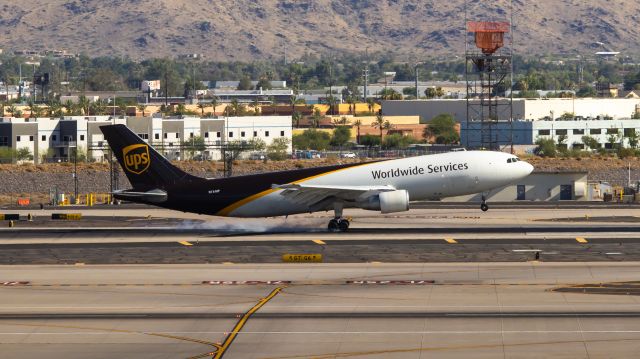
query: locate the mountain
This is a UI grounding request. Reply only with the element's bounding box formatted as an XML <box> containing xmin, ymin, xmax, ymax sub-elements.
<box><xmin>1</xmin><ymin>0</ymin><xmax>638</xmax><ymax>61</ymax></box>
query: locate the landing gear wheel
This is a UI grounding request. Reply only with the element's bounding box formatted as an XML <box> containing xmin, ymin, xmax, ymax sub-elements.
<box><xmin>480</xmin><ymin>203</ymin><xmax>489</xmax><ymax>212</ymax></box>
<box><xmin>338</xmin><ymin>219</ymin><xmax>350</xmax><ymax>232</ymax></box>
<box><xmin>328</xmin><ymin>219</ymin><xmax>340</xmax><ymax>232</ymax></box>
<box><xmin>328</xmin><ymin>219</ymin><xmax>350</xmax><ymax>232</ymax></box>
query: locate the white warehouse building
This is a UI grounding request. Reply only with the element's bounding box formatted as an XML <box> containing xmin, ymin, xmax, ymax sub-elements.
<box><xmin>0</xmin><ymin>116</ymin><xmax>293</xmax><ymax>163</ymax></box>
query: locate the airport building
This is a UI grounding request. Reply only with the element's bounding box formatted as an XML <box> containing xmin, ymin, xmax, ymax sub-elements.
<box><xmin>447</xmin><ymin>172</ymin><xmax>593</xmax><ymax>202</ymax></box>
<box><xmin>0</xmin><ymin>115</ymin><xmax>292</xmax><ymax>163</ymax></box>
<box><xmin>382</xmin><ymin>98</ymin><xmax>640</xmax><ymax>123</ymax></box>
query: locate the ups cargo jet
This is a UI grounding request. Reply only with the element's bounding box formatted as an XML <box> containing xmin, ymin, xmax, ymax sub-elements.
<box><xmin>101</xmin><ymin>124</ymin><xmax>533</xmax><ymax>232</ymax></box>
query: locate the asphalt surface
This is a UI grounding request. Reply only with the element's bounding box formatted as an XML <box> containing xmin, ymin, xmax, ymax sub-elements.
<box><xmin>3</xmin><ymin>263</ymin><xmax>640</xmax><ymax>359</ymax></box>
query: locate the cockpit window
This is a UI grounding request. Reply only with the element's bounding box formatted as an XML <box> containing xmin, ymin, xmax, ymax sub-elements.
<box><xmin>507</xmin><ymin>157</ymin><xmax>520</xmax><ymax>163</ymax></box>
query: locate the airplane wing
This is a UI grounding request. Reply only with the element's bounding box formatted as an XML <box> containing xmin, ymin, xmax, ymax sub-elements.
<box><xmin>272</xmin><ymin>183</ymin><xmax>396</xmax><ymax>210</ymax></box>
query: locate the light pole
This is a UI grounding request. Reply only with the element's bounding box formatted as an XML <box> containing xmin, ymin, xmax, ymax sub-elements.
<box><xmin>414</xmin><ymin>62</ymin><xmax>424</xmax><ymax>99</ymax></box>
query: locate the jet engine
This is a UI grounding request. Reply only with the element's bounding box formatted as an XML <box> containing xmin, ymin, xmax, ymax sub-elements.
<box><xmin>358</xmin><ymin>190</ymin><xmax>410</xmax><ymax>214</ymax></box>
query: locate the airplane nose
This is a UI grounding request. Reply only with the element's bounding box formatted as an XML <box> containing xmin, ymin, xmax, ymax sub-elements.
<box><xmin>522</xmin><ymin>161</ymin><xmax>534</xmax><ymax>175</ymax></box>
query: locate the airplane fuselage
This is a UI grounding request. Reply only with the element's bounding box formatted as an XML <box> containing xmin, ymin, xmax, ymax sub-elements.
<box><xmin>148</xmin><ymin>150</ymin><xmax>533</xmax><ymax>217</ymax></box>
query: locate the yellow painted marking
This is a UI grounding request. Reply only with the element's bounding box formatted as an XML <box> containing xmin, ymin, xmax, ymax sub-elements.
<box><xmin>312</xmin><ymin>239</ymin><xmax>326</xmax><ymax>245</ymax></box>
<box><xmin>215</xmin><ymin>162</ymin><xmax>378</xmax><ymax>216</ymax></box>
<box><xmin>213</xmin><ymin>287</ymin><xmax>284</xmax><ymax>359</ymax></box>
<box><xmin>444</xmin><ymin>238</ymin><xmax>458</xmax><ymax>244</ymax></box>
<box><xmin>576</xmin><ymin>237</ymin><xmax>588</xmax><ymax>243</ymax></box>
<box><xmin>178</xmin><ymin>241</ymin><xmax>193</xmax><ymax>246</ymax></box>
<box><xmin>222</xmin><ymin>262</ymin><xmax>234</xmax><ymax>265</ymax></box>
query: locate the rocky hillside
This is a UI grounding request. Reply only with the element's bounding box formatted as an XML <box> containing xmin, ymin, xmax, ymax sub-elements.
<box><xmin>1</xmin><ymin>0</ymin><xmax>638</xmax><ymax>61</ymax></box>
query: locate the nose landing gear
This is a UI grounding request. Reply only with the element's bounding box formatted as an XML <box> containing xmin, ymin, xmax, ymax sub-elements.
<box><xmin>480</xmin><ymin>193</ymin><xmax>489</xmax><ymax>212</ymax></box>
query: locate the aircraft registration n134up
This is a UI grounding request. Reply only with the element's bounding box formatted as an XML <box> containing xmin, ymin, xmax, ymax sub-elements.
<box><xmin>101</xmin><ymin>125</ymin><xmax>533</xmax><ymax>232</ymax></box>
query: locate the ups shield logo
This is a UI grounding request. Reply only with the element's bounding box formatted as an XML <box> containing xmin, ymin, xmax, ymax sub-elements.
<box><xmin>123</xmin><ymin>144</ymin><xmax>150</xmax><ymax>175</ymax></box>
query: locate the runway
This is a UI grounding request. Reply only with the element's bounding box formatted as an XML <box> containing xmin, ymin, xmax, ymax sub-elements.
<box><xmin>2</xmin><ymin>206</ymin><xmax>640</xmax><ymax>357</ymax></box>
<box><xmin>3</xmin><ymin>263</ymin><xmax>640</xmax><ymax>358</ymax></box>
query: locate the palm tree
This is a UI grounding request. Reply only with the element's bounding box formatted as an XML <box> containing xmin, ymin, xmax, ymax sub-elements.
<box><xmin>137</xmin><ymin>104</ymin><xmax>147</xmax><ymax>117</ymax></box>
<box><xmin>353</xmin><ymin>119</ymin><xmax>362</xmax><ymax>144</ymax></box>
<box><xmin>48</xmin><ymin>99</ymin><xmax>62</xmax><ymax>117</ymax></box>
<box><xmin>366</xmin><ymin>98</ymin><xmax>376</xmax><ymax>114</ymax></box>
<box><xmin>210</xmin><ymin>96</ymin><xmax>219</xmax><ymax>116</ymax></box>
<box><xmin>7</xmin><ymin>104</ymin><xmax>18</xmax><ymax>117</ymax></box>
<box><xmin>93</xmin><ymin>100</ymin><xmax>107</xmax><ymax>115</ymax></box>
<box><xmin>292</xmin><ymin>111</ymin><xmax>302</xmax><ymax>128</ymax></box>
<box><xmin>63</xmin><ymin>100</ymin><xmax>75</xmax><ymax>115</ymax></box>
<box><xmin>372</xmin><ymin>112</ymin><xmax>389</xmax><ymax>144</ymax></box>
<box><xmin>230</xmin><ymin>99</ymin><xmax>241</xmax><ymax>116</ymax></box>
<box><xmin>27</xmin><ymin>100</ymin><xmax>35</xmax><ymax>118</ymax></box>
<box><xmin>78</xmin><ymin>95</ymin><xmax>90</xmax><ymax>115</ymax></box>
<box><xmin>289</xmin><ymin>94</ymin><xmax>298</xmax><ymax>116</ymax></box>
<box><xmin>197</xmin><ymin>102</ymin><xmax>207</xmax><ymax>117</ymax></box>
<box><xmin>347</xmin><ymin>96</ymin><xmax>357</xmax><ymax>115</ymax></box>
<box><xmin>333</xmin><ymin>117</ymin><xmax>349</xmax><ymax>127</ymax></box>
<box><xmin>311</xmin><ymin>108</ymin><xmax>323</xmax><ymax>128</ymax></box>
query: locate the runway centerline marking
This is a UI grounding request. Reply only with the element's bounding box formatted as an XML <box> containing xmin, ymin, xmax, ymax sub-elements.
<box><xmin>312</xmin><ymin>239</ymin><xmax>326</xmax><ymax>245</ymax></box>
<box><xmin>444</xmin><ymin>238</ymin><xmax>457</xmax><ymax>244</ymax></box>
<box><xmin>179</xmin><ymin>241</ymin><xmax>193</xmax><ymax>246</ymax></box>
<box><xmin>576</xmin><ymin>237</ymin><xmax>588</xmax><ymax>243</ymax></box>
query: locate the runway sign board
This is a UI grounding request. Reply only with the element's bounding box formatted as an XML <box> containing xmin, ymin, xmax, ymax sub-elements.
<box><xmin>51</xmin><ymin>213</ymin><xmax>82</xmax><ymax>220</ymax></box>
<box><xmin>282</xmin><ymin>254</ymin><xmax>323</xmax><ymax>263</ymax></box>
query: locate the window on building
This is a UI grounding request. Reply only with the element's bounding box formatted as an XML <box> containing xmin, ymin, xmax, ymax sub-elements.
<box><xmin>190</xmin><ymin>132</ymin><xmax>194</xmax><ymax>138</ymax></box>
<box><xmin>204</xmin><ymin>132</ymin><xmax>209</xmax><ymax>138</ymax></box>
<box><xmin>0</xmin><ymin>137</ymin><xmax>7</xmax><ymax>146</ymax></box>
<box><xmin>607</xmin><ymin>128</ymin><xmax>619</xmax><ymax>134</ymax></box>
<box><xmin>80</xmin><ymin>135</ymin><xmax>85</xmax><ymax>141</ymax></box>
<box><xmin>52</xmin><ymin>135</ymin><xmax>57</xmax><ymax>141</ymax></box>
<box><xmin>229</xmin><ymin>132</ymin><xmax>233</xmax><ymax>138</ymax></box>
<box><xmin>573</xmin><ymin>143</ymin><xmax>585</xmax><ymax>150</ymax></box>
<box><xmin>573</xmin><ymin>129</ymin><xmax>585</xmax><ymax>135</ymax></box>
<box><xmin>29</xmin><ymin>136</ymin><xmax>34</xmax><ymax>142</ymax></box>
<box><xmin>241</xmin><ymin>131</ymin><xmax>246</xmax><ymax>137</ymax></box>
<box><xmin>16</xmin><ymin>136</ymin><xmax>20</xmax><ymax>142</ymax></box>
<box><xmin>253</xmin><ymin>131</ymin><xmax>257</xmax><ymax>137</ymax></box>
<box><xmin>175</xmin><ymin>133</ymin><xmax>179</xmax><ymax>138</ymax></box>
<box><xmin>155</xmin><ymin>133</ymin><xmax>160</xmax><ymax>140</ymax></box>
<box><xmin>624</xmin><ymin>128</ymin><xmax>636</xmax><ymax>137</ymax></box>
<box><xmin>538</xmin><ymin>129</ymin><xmax>550</xmax><ymax>136</ymax></box>
<box><xmin>556</xmin><ymin>129</ymin><xmax>567</xmax><ymax>136</ymax></box>
<box><xmin>63</xmin><ymin>135</ymin><xmax>72</xmax><ymax>142</ymax></box>
<box><xmin>604</xmin><ymin>143</ymin><xmax>614</xmax><ymax>149</ymax></box>
<box><xmin>41</xmin><ymin>135</ymin><xmax>46</xmax><ymax>141</ymax></box>
<box><xmin>590</xmin><ymin>129</ymin><xmax>602</xmax><ymax>135</ymax></box>
<box><xmin>280</xmin><ymin>131</ymin><xmax>285</xmax><ymax>137</ymax></box>
<box><xmin>137</xmin><ymin>133</ymin><xmax>149</xmax><ymax>140</ymax></box>
<box><xmin>265</xmin><ymin>131</ymin><xmax>270</xmax><ymax>137</ymax></box>
<box><xmin>216</xmin><ymin>132</ymin><xmax>221</xmax><ymax>138</ymax></box>
<box><xmin>164</xmin><ymin>133</ymin><xmax>168</xmax><ymax>139</ymax></box>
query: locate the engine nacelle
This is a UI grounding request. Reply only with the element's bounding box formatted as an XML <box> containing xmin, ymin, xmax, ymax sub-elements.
<box><xmin>358</xmin><ymin>190</ymin><xmax>410</xmax><ymax>214</ymax></box>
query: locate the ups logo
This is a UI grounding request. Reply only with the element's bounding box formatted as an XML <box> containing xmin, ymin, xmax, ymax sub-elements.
<box><xmin>123</xmin><ymin>144</ymin><xmax>150</xmax><ymax>174</ymax></box>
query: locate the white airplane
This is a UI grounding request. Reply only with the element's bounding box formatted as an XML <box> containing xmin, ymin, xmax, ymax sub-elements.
<box><xmin>102</xmin><ymin>125</ymin><xmax>534</xmax><ymax>232</ymax></box>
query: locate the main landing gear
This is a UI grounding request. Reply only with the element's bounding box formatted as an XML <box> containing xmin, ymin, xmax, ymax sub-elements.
<box><xmin>328</xmin><ymin>202</ymin><xmax>350</xmax><ymax>232</ymax></box>
<box><xmin>480</xmin><ymin>193</ymin><xmax>489</xmax><ymax>212</ymax></box>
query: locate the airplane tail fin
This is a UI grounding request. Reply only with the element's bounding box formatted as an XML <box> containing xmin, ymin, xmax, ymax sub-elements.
<box><xmin>100</xmin><ymin>124</ymin><xmax>199</xmax><ymax>191</ymax></box>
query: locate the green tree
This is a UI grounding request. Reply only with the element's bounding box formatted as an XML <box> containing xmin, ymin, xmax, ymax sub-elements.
<box><xmin>331</xmin><ymin>126</ymin><xmax>351</xmax><ymax>148</ymax></box>
<box><xmin>366</xmin><ymin>98</ymin><xmax>376</xmax><ymax>114</ymax></box>
<box><xmin>185</xmin><ymin>135</ymin><xmax>205</xmax><ymax>159</ymax></box>
<box><xmin>16</xmin><ymin>148</ymin><xmax>33</xmax><ymax>161</ymax></box>
<box><xmin>581</xmin><ymin>135</ymin><xmax>600</xmax><ymax>150</ymax></box>
<box><xmin>248</xmin><ymin>137</ymin><xmax>266</xmax><ymax>151</ymax></box>
<box><xmin>627</xmin><ymin>129</ymin><xmax>639</xmax><ymax>149</ymax></box>
<box><xmin>423</xmin><ymin>114</ymin><xmax>460</xmax><ymax>144</ymax></box>
<box><xmin>360</xmin><ymin>134</ymin><xmax>381</xmax><ymax>147</ymax></box>
<box><xmin>310</xmin><ymin>108</ymin><xmax>323</xmax><ymax>128</ymax></box>
<box><xmin>292</xmin><ymin>111</ymin><xmax>302</xmax><ymax>128</ymax></box>
<box><xmin>256</xmin><ymin>78</ymin><xmax>272</xmax><ymax>90</ymax></box>
<box><xmin>197</xmin><ymin>102</ymin><xmax>207</xmax><ymax>116</ymax></box>
<box><xmin>293</xmin><ymin>129</ymin><xmax>331</xmax><ymax>150</ymax></box>
<box><xmin>383</xmin><ymin>134</ymin><xmax>417</xmax><ymax>149</ymax></box>
<box><xmin>535</xmin><ymin>138</ymin><xmax>557</xmax><ymax>157</ymax></box>
<box><xmin>559</xmin><ymin>112</ymin><xmax>575</xmax><ymax>121</ymax></box>
<box><xmin>237</xmin><ymin>76</ymin><xmax>253</xmax><ymax>90</ymax></box>
<box><xmin>424</xmin><ymin>87</ymin><xmax>436</xmax><ymax>99</ymax></box>
<box><xmin>266</xmin><ymin>137</ymin><xmax>290</xmax><ymax>160</ymax></box>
